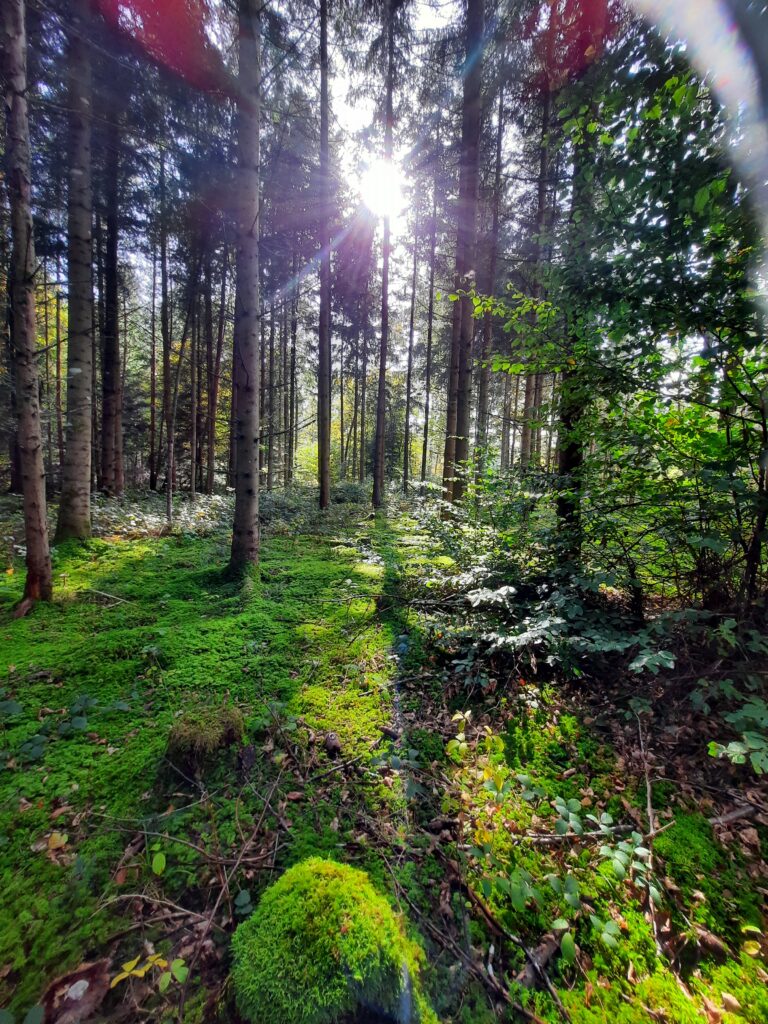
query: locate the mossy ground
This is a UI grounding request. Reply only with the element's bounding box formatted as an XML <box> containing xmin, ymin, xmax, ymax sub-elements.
<box><xmin>0</xmin><ymin>492</ymin><xmax>765</xmax><ymax>1023</ymax></box>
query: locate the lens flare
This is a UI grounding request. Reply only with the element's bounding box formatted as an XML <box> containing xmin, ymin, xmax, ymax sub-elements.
<box><xmin>359</xmin><ymin>158</ymin><xmax>405</xmax><ymax>220</ymax></box>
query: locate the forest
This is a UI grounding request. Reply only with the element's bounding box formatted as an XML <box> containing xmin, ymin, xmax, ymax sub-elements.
<box><xmin>0</xmin><ymin>0</ymin><xmax>767</xmax><ymax>1021</ymax></box>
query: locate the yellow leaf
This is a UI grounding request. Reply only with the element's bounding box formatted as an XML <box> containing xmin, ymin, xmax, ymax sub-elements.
<box><xmin>121</xmin><ymin>956</ymin><xmax>141</xmax><ymax>973</ymax></box>
<box><xmin>47</xmin><ymin>831</ymin><xmax>68</xmax><ymax>850</ymax></box>
<box><xmin>110</xmin><ymin>971</ymin><xmax>130</xmax><ymax>989</ymax></box>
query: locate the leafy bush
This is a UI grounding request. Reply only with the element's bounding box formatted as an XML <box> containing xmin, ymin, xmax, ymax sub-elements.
<box><xmin>231</xmin><ymin>857</ymin><xmax>436</xmax><ymax>1024</ymax></box>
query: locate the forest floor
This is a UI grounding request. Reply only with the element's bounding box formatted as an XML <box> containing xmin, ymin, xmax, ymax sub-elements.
<box><xmin>0</xmin><ymin>490</ymin><xmax>766</xmax><ymax>1024</ymax></box>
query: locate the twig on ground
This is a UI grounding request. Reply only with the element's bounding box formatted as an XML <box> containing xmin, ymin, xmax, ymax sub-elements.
<box><xmin>381</xmin><ymin>855</ymin><xmax>549</xmax><ymax>1024</ymax></box>
<box><xmin>636</xmin><ymin>713</ymin><xmax>662</xmax><ymax>956</ymax></box>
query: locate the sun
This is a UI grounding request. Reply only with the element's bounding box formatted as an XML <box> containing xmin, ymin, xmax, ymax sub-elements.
<box><xmin>359</xmin><ymin>158</ymin><xmax>405</xmax><ymax>220</ymax></box>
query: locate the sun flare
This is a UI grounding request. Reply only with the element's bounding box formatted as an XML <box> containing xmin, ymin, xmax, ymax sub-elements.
<box><xmin>359</xmin><ymin>158</ymin><xmax>405</xmax><ymax>220</ymax></box>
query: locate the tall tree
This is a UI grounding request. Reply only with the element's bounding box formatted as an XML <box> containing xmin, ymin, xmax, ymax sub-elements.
<box><xmin>100</xmin><ymin>99</ymin><xmax>124</xmax><ymax>494</ymax></box>
<box><xmin>317</xmin><ymin>0</ymin><xmax>332</xmax><ymax>509</ymax></box>
<box><xmin>229</xmin><ymin>0</ymin><xmax>261</xmax><ymax>573</ymax></box>
<box><xmin>2</xmin><ymin>0</ymin><xmax>52</xmax><ymax>605</ymax></box>
<box><xmin>442</xmin><ymin>0</ymin><xmax>484</xmax><ymax>502</ymax></box>
<box><xmin>55</xmin><ymin>0</ymin><xmax>94</xmax><ymax>541</ymax></box>
<box><xmin>372</xmin><ymin>0</ymin><xmax>395</xmax><ymax>508</ymax></box>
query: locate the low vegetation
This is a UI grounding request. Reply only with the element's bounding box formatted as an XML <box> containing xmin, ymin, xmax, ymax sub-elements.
<box><xmin>0</xmin><ymin>490</ymin><xmax>765</xmax><ymax>1023</ymax></box>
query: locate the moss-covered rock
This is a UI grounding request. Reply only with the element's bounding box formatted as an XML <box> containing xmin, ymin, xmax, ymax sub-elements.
<box><xmin>231</xmin><ymin>857</ymin><xmax>436</xmax><ymax>1024</ymax></box>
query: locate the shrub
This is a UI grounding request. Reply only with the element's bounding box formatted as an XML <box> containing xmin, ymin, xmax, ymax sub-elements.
<box><xmin>230</xmin><ymin>857</ymin><xmax>436</xmax><ymax>1024</ymax></box>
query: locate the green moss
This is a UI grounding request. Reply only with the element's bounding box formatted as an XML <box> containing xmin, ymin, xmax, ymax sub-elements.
<box><xmin>563</xmin><ymin>969</ymin><xmax>703</xmax><ymax>1024</ymax></box>
<box><xmin>166</xmin><ymin>699</ymin><xmax>244</xmax><ymax>770</ymax></box>
<box><xmin>654</xmin><ymin>812</ymin><xmax>762</xmax><ymax>941</ymax></box>
<box><xmin>693</xmin><ymin>954</ymin><xmax>768</xmax><ymax>1024</ymax></box>
<box><xmin>231</xmin><ymin>858</ymin><xmax>437</xmax><ymax>1024</ymax></box>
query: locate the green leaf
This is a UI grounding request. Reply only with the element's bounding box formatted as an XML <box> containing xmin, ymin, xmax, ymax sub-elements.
<box><xmin>552</xmin><ymin>918</ymin><xmax>569</xmax><ymax>931</ymax></box>
<box><xmin>158</xmin><ymin>971</ymin><xmax>172</xmax><ymax>993</ymax></box>
<box><xmin>23</xmin><ymin>1010</ymin><xmax>44</xmax><ymax>1024</ymax></box>
<box><xmin>152</xmin><ymin>852</ymin><xmax>166</xmax><ymax>876</ymax></box>
<box><xmin>693</xmin><ymin>186</ymin><xmax>710</xmax><ymax>214</ymax></box>
<box><xmin>560</xmin><ymin>932</ymin><xmax>576</xmax><ymax>963</ymax></box>
<box><xmin>170</xmin><ymin>959</ymin><xmax>188</xmax><ymax>983</ymax></box>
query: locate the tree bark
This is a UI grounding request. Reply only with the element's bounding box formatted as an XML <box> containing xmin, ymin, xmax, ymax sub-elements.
<box><xmin>403</xmin><ymin>232</ymin><xmax>417</xmax><ymax>492</ymax></box>
<box><xmin>56</xmin><ymin>0</ymin><xmax>93</xmax><ymax>539</ymax></box>
<box><xmin>149</xmin><ymin>246</ymin><xmax>157</xmax><ymax>489</ymax></box>
<box><xmin>229</xmin><ymin>0</ymin><xmax>261</xmax><ymax>572</ymax></box>
<box><xmin>317</xmin><ymin>0</ymin><xmax>332</xmax><ymax>508</ymax></box>
<box><xmin>475</xmin><ymin>86</ymin><xmax>504</xmax><ymax>469</ymax></box>
<box><xmin>372</xmin><ymin>0</ymin><xmax>395</xmax><ymax>508</ymax></box>
<box><xmin>100</xmin><ymin>104</ymin><xmax>123</xmax><ymax>495</ymax></box>
<box><xmin>2</xmin><ymin>0</ymin><xmax>53</xmax><ymax>603</ymax></box>
<box><xmin>442</xmin><ymin>0</ymin><xmax>483</xmax><ymax>502</ymax></box>
<box><xmin>421</xmin><ymin>169</ymin><xmax>437</xmax><ymax>485</ymax></box>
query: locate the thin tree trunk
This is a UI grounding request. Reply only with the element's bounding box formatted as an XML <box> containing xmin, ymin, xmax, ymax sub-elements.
<box><xmin>288</xmin><ymin>257</ymin><xmax>298</xmax><ymax>484</ymax></box>
<box><xmin>317</xmin><ymin>0</ymin><xmax>332</xmax><ymax>509</ymax></box>
<box><xmin>351</xmin><ymin>329</ymin><xmax>359</xmax><ymax>478</ymax></box>
<box><xmin>421</xmin><ymin>171</ymin><xmax>437</xmax><ymax>485</ymax></box>
<box><xmin>55</xmin><ymin>259</ymin><xmax>63</xmax><ymax>471</ymax></box>
<box><xmin>372</xmin><ymin>0</ymin><xmax>395</xmax><ymax>508</ymax></box>
<box><xmin>206</xmin><ymin>245</ymin><xmax>226</xmax><ymax>494</ymax></box>
<box><xmin>403</xmin><ymin>233</ymin><xmax>417</xmax><ymax>492</ymax></box>
<box><xmin>282</xmin><ymin>299</ymin><xmax>289</xmax><ymax>485</ymax></box>
<box><xmin>359</xmin><ymin>318</ymin><xmax>368</xmax><ymax>483</ymax></box>
<box><xmin>100</xmin><ymin>105</ymin><xmax>123</xmax><ymax>495</ymax></box>
<box><xmin>267</xmin><ymin>304</ymin><xmax>275</xmax><ymax>491</ymax></box>
<box><xmin>229</xmin><ymin>0</ymin><xmax>261</xmax><ymax>572</ymax></box>
<box><xmin>149</xmin><ymin>246</ymin><xmax>157</xmax><ymax>489</ymax></box>
<box><xmin>190</xmin><ymin>290</ymin><xmax>197</xmax><ymax>500</ymax></box>
<box><xmin>2</xmin><ymin>0</ymin><xmax>52</xmax><ymax>603</ymax></box>
<box><xmin>475</xmin><ymin>85</ymin><xmax>504</xmax><ymax>469</ymax></box>
<box><xmin>159</xmin><ymin>152</ymin><xmax>173</xmax><ymax>522</ymax></box>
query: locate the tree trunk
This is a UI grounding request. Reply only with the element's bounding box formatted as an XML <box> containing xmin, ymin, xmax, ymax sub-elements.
<box><xmin>372</xmin><ymin>0</ymin><xmax>395</xmax><ymax>508</ymax></box>
<box><xmin>317</xmin><ymin>0</ymin><xmax>332</xmax><ymax>508</ymax></box>
<box><xmin>267</xmin><ymin>304</ymin><xmax>275</xmax><ymax>491</ymax></box>
<box><xmin>359</xmin><ymin>316</ymin><xmax>368</xmax><ymax>482</ymax></box>
<box><xmin>56</xmin><ymin>0</ymin><xmax>94</xmax><ymax>538</ymax></box>
<box><xmin>282</xmin><ymin>300</ymin><xmax>289</xmax><ymax>485</ymax></box>
<box><xmin>475</xmin><ymin>86</ymin><xmax>504</xmax><ymax>469</ymax></box>
<box><xmin>403</xmin><ymin>233</ymin><xmax>417</xmax><ymax>492</ymax></box>
<box><xmin>159</xmin><ymin>153</ymin><xmax>173</xmax><ymax>522</ymax></box>
<box><xmin>149</xmin><ymin>247</ymin><xmax>157</xmax><ymax>489</ymax></box>
<box><xmin>442</xmin><ymin>0</ymin><xmax>483</xmax><ymax>502</ymax></box>
<box><xmin>55</xmin><ymin>259</ymin><xmax>64</xmax><ymax>470</ymax></box>
<box><xmin>229</xmin><ymin>0</ymin><xmax>261</xmax><ymax>572</ymax></box>
<box><xmin>100</xmin><ymin>104</ymin><xmax>123</xmax><ymax>495</ymax></box>
<box><xmin>190</xmin><ymin>291</ymin><xmax>197</xmax><ymax>500</ymax></box>
<box><xmin>421</xmin><ymin>171</ymin><xmax>437</xmax><ymax>485</ymax></box>
<box><xmin>288</xmin><ymin>257</ymin><xmax>298</xmax><ymax>484</ymax></box>
<box><xmin>2</xmin><ymin>0</ymin><xmax>52</xmax><ymax>603</ymax></box>
<box><xmin>206</xmin><ymin>245</ymin><xmax>226</xmax><ymax>494</ymax></box>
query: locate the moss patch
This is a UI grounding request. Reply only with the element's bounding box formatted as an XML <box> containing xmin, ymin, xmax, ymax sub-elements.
<box><xmin>231</xmin><ymin>857</ymin><xmax>436</xmax><ymax>1024</ymax></box>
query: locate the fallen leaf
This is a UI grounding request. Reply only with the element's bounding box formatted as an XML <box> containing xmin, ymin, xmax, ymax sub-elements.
<box><xmin>48</xmin><ymin>832</ymin><xmax>69</xmax><ymax>851</ymax></box>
